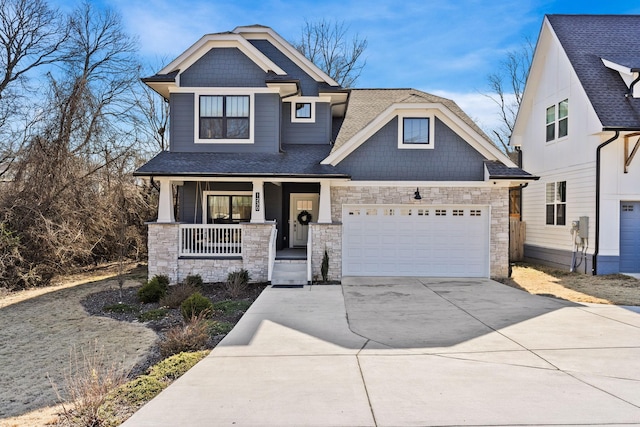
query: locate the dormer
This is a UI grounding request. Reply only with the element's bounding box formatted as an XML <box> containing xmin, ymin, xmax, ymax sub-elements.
<box><xmin>601</xmin><ymin>58</ymin><xmax>640</xmax><ymax>99</ymax></box>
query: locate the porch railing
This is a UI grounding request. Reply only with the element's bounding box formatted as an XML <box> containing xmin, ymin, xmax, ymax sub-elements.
<box><xmin>179</xmin><ymin>224</ymin><xmax>242</xmax><ymax>257</ymax></box>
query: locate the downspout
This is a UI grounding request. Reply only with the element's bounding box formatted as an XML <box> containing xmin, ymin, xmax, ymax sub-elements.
<box><xmin>593</xmin><ymin>130</ymin><xmax>620</xmax><ymax>275</ymax></box>
<box><xmin>625</xmin><ymin>72</ymin><xmax>640</xmax><ymax>98</ymax></box>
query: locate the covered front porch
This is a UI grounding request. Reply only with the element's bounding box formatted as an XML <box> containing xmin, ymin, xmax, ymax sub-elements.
<box><xmin>148</xmin><ymin>177</ymin><xmax>343</xmax><ymax>284</ymax></box>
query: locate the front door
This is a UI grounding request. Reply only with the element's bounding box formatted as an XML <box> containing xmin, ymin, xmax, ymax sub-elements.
<box><xmin>290</xmin><ymin>193</ymin><xmax>319</xmax><ymax>247</ymax></box>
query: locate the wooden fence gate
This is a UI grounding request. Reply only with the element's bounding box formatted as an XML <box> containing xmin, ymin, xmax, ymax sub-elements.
<box><xmin>510</xmin><ymin>219</ymin><xmax>525</xmax><ymax>261</ymax></box>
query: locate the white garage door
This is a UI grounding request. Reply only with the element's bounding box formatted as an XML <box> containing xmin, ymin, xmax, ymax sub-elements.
<box><xmin>342</xmin><ymin>205</ymin><xmax>490</xmax><ymax>277</ymax></box>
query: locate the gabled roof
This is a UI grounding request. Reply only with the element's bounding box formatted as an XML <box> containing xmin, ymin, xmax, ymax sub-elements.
<box><xmin>547</xmin><ymin>15</ymin><xmax>640</xmax><ymax>130</ymax></box>
<box><xmin>324</xmin><ymin>89</ymin><xmax>516</xmax><ymax>167</ymax></box>
<box><xmin>142</xmin><ymin>25</ymin><xmax>340</xmax><ymax>99</ymax></box>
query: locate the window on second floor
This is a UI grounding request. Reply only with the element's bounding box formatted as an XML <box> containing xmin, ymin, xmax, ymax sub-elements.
<box><xmin>199</xmin><ymin>95</ymin><xmax>250</xmax><ymax>140</ymax></box>
<box><xmin>546</xmin><ymin>99</ymin><xmax>568</xmax><ymax>142</ymax></box>
<box><xmin>546</xmin><ymin>181</ymin><xmax>566</xmax><ymax>225</ymax></box>
<box><xmin>397</xmin><ymin>113</ymin><xmax>434</xmax><ymax>149</ymax></box>
<box><xmin>295</xmin><ymin>102</ymin><xmax>312</xmax><ymax>119</ymax></box>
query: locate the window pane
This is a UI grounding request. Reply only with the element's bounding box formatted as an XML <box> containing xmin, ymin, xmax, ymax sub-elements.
<box><xmin>558</xmin><ymin>117</ymin><xmax>568</xmax><ymax>138</ymax></box>
<box><xmin>546</xmin><ymin>105</ymin><xmax>555</xmax><ymax>124</ymax></box>
<box><xmin>557</xmin><ymin>181</ymin><xmax>566</xmax><ymax>202</ymax></box>
<box><xmin>558</xmin><ymin>99</ymin><xmax>568</xmax><ymax>119</ymax></box>
<box><xmin>556</xmin><ymin>203</ymin><xmax>566</xmax><ymax>225</ymax></box>
<box><xmin>403</xmin><ymin>118</ymin><xmax>429</xmax><ymax>144</ymax></box>
<box><xmin>232</xmin><ymin>196</ymin><xmax>252</xmax><ymax>221</ymax></box>
<box><xmin>546</xmin><ymin>204</ymin><xmax>555</xmax><ymax>225</ymax></box>
<box><xmin>546</xmin><ymin>123</ymin><xmax>555</xmax><ymax>142</ymax></box>
<box><xmin>546</xmin><ymin>183</ymin><xmax>555</xmax><ymax>203</ymax></box>
<box><xmin>226</xmin><ymin>118</ymin><xmax>249</xmax><ymax>139</ymax></box>
<box><xmin>208</xmin><ymin>196</ymin><xmax>230</xmax><ymax>223</ymax></box>
<box><xmin>226</xmin><ymin>96</ymin><xmax>249</xmax><ymax>117</ymax></box>
<box><xmin>200</xmin><ymin>118</ymin><xmax>223</xmax><ymax>139</ymax></box>
<box><xmin>200</xmin><ymin>96</ymin><xmax>223</xmax><ymax>117</ymax></box>
<box><xmin>295</xmin><ymin>103</ymin><xmax>311</xmax><ymax>118</ymax></box>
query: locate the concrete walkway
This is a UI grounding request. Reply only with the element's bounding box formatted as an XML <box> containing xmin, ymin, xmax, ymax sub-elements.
<box><xmin>123</xmin><ymin>278</ymin><xmax>640</xmax><ymax>426</ymax></box>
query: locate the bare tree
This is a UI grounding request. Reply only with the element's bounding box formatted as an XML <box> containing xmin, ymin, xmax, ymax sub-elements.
<box><xmin>294</xmin><ymin>19</ymin><xmax>367</xmax><ymax>88</ymax></box>
<box><xmin>0</xmin><ymin>0</ymin><xmax>68</xmax><ymax>176</ymax></box>
<box><xmin>0</xmin><ymin>1</ymin><xmax>149</xmax><ymax>287</ymax></box>
<box><xmin>484</xmin><ymin>40</ymin><xmax>534</xmax><ymax>153</ymax></box>
<box><xmin>134</xmin><ymin>61</ymin><xmax>171</xmax><ymax>153</ymax></box>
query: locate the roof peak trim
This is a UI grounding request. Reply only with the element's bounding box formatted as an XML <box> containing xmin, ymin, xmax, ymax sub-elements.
<box><xmin>159</xmin><ymin>33</ymin><xmax>286</xmax><ymax>77</ymax></box>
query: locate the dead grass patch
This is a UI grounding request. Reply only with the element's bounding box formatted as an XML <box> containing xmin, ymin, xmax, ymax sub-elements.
<box><xmin>500</xmin><ymin>263</ymin><xmax>640</xmax><ymax>305</ymax></box>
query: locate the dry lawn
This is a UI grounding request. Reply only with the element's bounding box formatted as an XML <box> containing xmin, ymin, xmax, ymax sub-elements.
<box><xmin>0</xmin><ymin>264</ymin><xmax>158</xmax><ymax>426</ymax></box>
<box><xmin>503</xmin><ymin>263</ymin><xmax>640</xmax><ymax>306</ymax></box>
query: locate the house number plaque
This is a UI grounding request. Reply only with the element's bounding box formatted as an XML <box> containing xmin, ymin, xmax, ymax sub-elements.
<box><xmin>255</xmin><ymin>192</ymin><xmax>260</xmax><ymax>211</ymax></box>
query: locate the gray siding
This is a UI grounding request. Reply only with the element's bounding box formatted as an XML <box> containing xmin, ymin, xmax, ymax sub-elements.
<box><xmin>281</xmin><ymin>102</ymin><xmax>331</xmax><ymax>144</ymax></box>
<box><xmin>337</xmin><ymin>117</ymin><xmax>486</xmax><ymax>181</ymax></box>
<box><xmin>524</xmin><ymin>244</ymin><xmax>595</xmax><ymax>274</ymax></box>
<box><xmin>179</xmin><ymin>182</ymin><xmax>253</xmax><ymax>224</ymax></box>
<box><xmin>249</xmin><ymin>40</ymin><xmax>321</xmax><ymax>96</ymax></box>
<box><xmin>180</xmin><ymin>48</ymin><xmax>267</xmax><ymax>87</ymax></box>
<box><xmin>170</xmin><ymin>93</ymin><xmax>194</xmax><ymax>150</ymax></box>
<box><xmin>170</xmin><ymin>93</ymin><xmax>280</xmax><ymax>153</ymax></box>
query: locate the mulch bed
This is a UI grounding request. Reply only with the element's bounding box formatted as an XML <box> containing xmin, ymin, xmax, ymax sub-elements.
<box><xmin>81</xmin><ymin>282</ymin><xmax>266</xmax><ymax>376</ymax></box>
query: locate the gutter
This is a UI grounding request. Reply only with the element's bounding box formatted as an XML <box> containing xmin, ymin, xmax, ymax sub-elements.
<box><xmin>593</xmin><ymin>130</ymin><xmax>619</xmax><ymax>275</ymax></box>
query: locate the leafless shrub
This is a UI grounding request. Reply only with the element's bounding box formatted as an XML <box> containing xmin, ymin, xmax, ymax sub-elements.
<box><xmin>159</xmin><ymin>313</ymin><xmax>210</xmax><ymax>358</ymax></box>
<box><xmin>50</xmin><ymin>341</ymin><xmax>128</xmax><ymax>427</ymax></box>
<box><xmin>159</xmin><ymin>282</ymin><xmax>198</xmax><ymax>308</ymax></box>
<box><xmin>225</xmin><ymin>269</ymin><xmax>250</xmax><ymax>299</ymax></box>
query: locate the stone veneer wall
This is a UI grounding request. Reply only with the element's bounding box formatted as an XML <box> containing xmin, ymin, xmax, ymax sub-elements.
<box><xmin>310</xmin><ymin>223</ymin><xmax>342</xmax><ymax>281</ymax></box>
<box><xmin>147</xmin><ymin>222</ymin><xmax>273</xmax><ymax>283</ymax></box>
<box><xmin>148</xmin><ymin>223</ymin><xmax>180</xmax><ymax>282</ymax></box>
<box><xmin>330</xmin><ymin>185</ymin><xmax>510</xmax><ymax>278</ymax></box>
<box><xmin>240</xmin><ymin>223</ymin><xmax>274</xmax><ymax>282</ymax></box>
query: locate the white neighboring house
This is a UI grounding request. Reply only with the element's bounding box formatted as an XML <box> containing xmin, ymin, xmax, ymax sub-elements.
<box><xmin>511</xmin><ymin>15</ymin><xmax>640</xmax><ymax>275</ymax></box>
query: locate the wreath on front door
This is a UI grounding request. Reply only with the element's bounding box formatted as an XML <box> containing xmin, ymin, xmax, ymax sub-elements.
<box><xmin>297</xmin><ymin>210</ymin><xmax>312</xmax><ymax>225</ymax></box>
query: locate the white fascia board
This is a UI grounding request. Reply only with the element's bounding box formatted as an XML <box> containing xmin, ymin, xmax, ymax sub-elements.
<box><xmin>322</xmin><ymin>103</ymin><xmax>517</xmax><ymax>167</ymax></box>
<box><xmin>159</xmin><ymin>34</ymin><xmax>286</xmax><ymax>76</ymax></box>
<box><xmin>233</xmin><ymin>26</ymin><xmax>340</xmax><ymax>87</ymax></box>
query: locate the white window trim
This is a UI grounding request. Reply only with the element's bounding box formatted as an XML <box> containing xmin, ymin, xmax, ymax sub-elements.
<box><xmin>202</xmin><ymin>190</ymin><xmax>252</xmax><ymax>224</ymax></box>
<box><xmin>545</xmin><ymin>99</ymin><xmax>568</xmax><ymax>144</ymax></box>
<box><xmin>397</xmin><ymin>111</ymin><xmax>435</xmax><ymax>149</ymax></box>
<box><xmin>288</xmin><ymin>96</ymin><xmax>318</xmax><ymax>123</ymax></box>
<box><xmin>194</xmin><ymin>89</ymin><xmax>256</xmax><ymax>144</ymax></box>
<box><xmin>545</xmin><ymin>181</ymin><xmax>566</xmax><ymax>226</ymax></box>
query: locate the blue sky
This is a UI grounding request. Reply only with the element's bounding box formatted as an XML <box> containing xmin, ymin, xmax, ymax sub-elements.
<box><xmin>53</xmin><ymin>0</ymin><xmax>640</xmax><ymax>134</ymax></box>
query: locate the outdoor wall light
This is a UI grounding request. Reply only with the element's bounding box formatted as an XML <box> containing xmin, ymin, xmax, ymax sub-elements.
<box><xmin>414</xmin><ymin>188</ymin><xmax>422</xmax><ymax>200</ymax></box>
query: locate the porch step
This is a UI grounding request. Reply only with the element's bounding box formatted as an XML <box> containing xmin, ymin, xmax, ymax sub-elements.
<box><xmin>271</xmin><ymin>260</ymin><xmax>307</xmax><ymax>285</ymax></box>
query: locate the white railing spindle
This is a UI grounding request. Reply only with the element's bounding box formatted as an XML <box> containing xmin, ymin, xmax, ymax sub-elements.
<box><xmin>179</xmin><ymin>224</ymin><xmax>242</xmax><ymax>257</ymax></box>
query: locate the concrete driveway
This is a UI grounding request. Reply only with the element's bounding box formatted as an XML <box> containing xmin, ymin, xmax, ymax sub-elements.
<box><xmin>124</xmin><ymin>278</ymin><xmax>640</xmax><ymax>426</ymax></box>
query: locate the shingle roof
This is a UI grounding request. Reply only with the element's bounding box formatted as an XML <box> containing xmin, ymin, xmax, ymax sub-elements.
<box><xmin>133</xmin><ymin>144</ymin><xmax>349</xmax><ymax>178</ymax></box>
<box><xmin>547</xmin><ymin>15</ymin><xmax>640</xmax><ymax>129</ymax></box>
<box><xmin>484</xmin><ymin>161</ymin><xmax>537</xmax><ymax>180</ymax></box>
<box><xmin>331</xmin><ymin>89</ymin><xmax>493</xmax><ymax>152</ymax></box>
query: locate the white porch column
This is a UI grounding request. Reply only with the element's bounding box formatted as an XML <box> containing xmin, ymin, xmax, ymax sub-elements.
<box><xmin>251</xmin><ymin>179</ymin><xmax>265</xmax><ymax>223</ymax></box>
<box><xmin>156</xmin><ymin>178</ymin><xmax>175</xmax><ymax>223</ymax></box>
<box><xmin>318</xmin><ymin>180</ymin><xmax>332</xmax><ymax>223</ymax></box>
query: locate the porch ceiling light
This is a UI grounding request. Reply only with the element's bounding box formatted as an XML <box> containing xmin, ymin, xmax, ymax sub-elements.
<box><xmin>414</xmin><ymin>188</ymin><xmax>422</xmax><ymax>200</ymax></box>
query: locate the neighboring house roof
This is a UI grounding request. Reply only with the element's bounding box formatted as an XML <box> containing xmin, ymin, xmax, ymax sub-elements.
<box><xmin>547</xmin><ymin>14</ymin><xmax>640</xmax><ymax>129</ymax></box>
<box><xmin>133</xmin><ymin>144</ymin><xmax>349</xmax><ymax>178</ymax></box>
